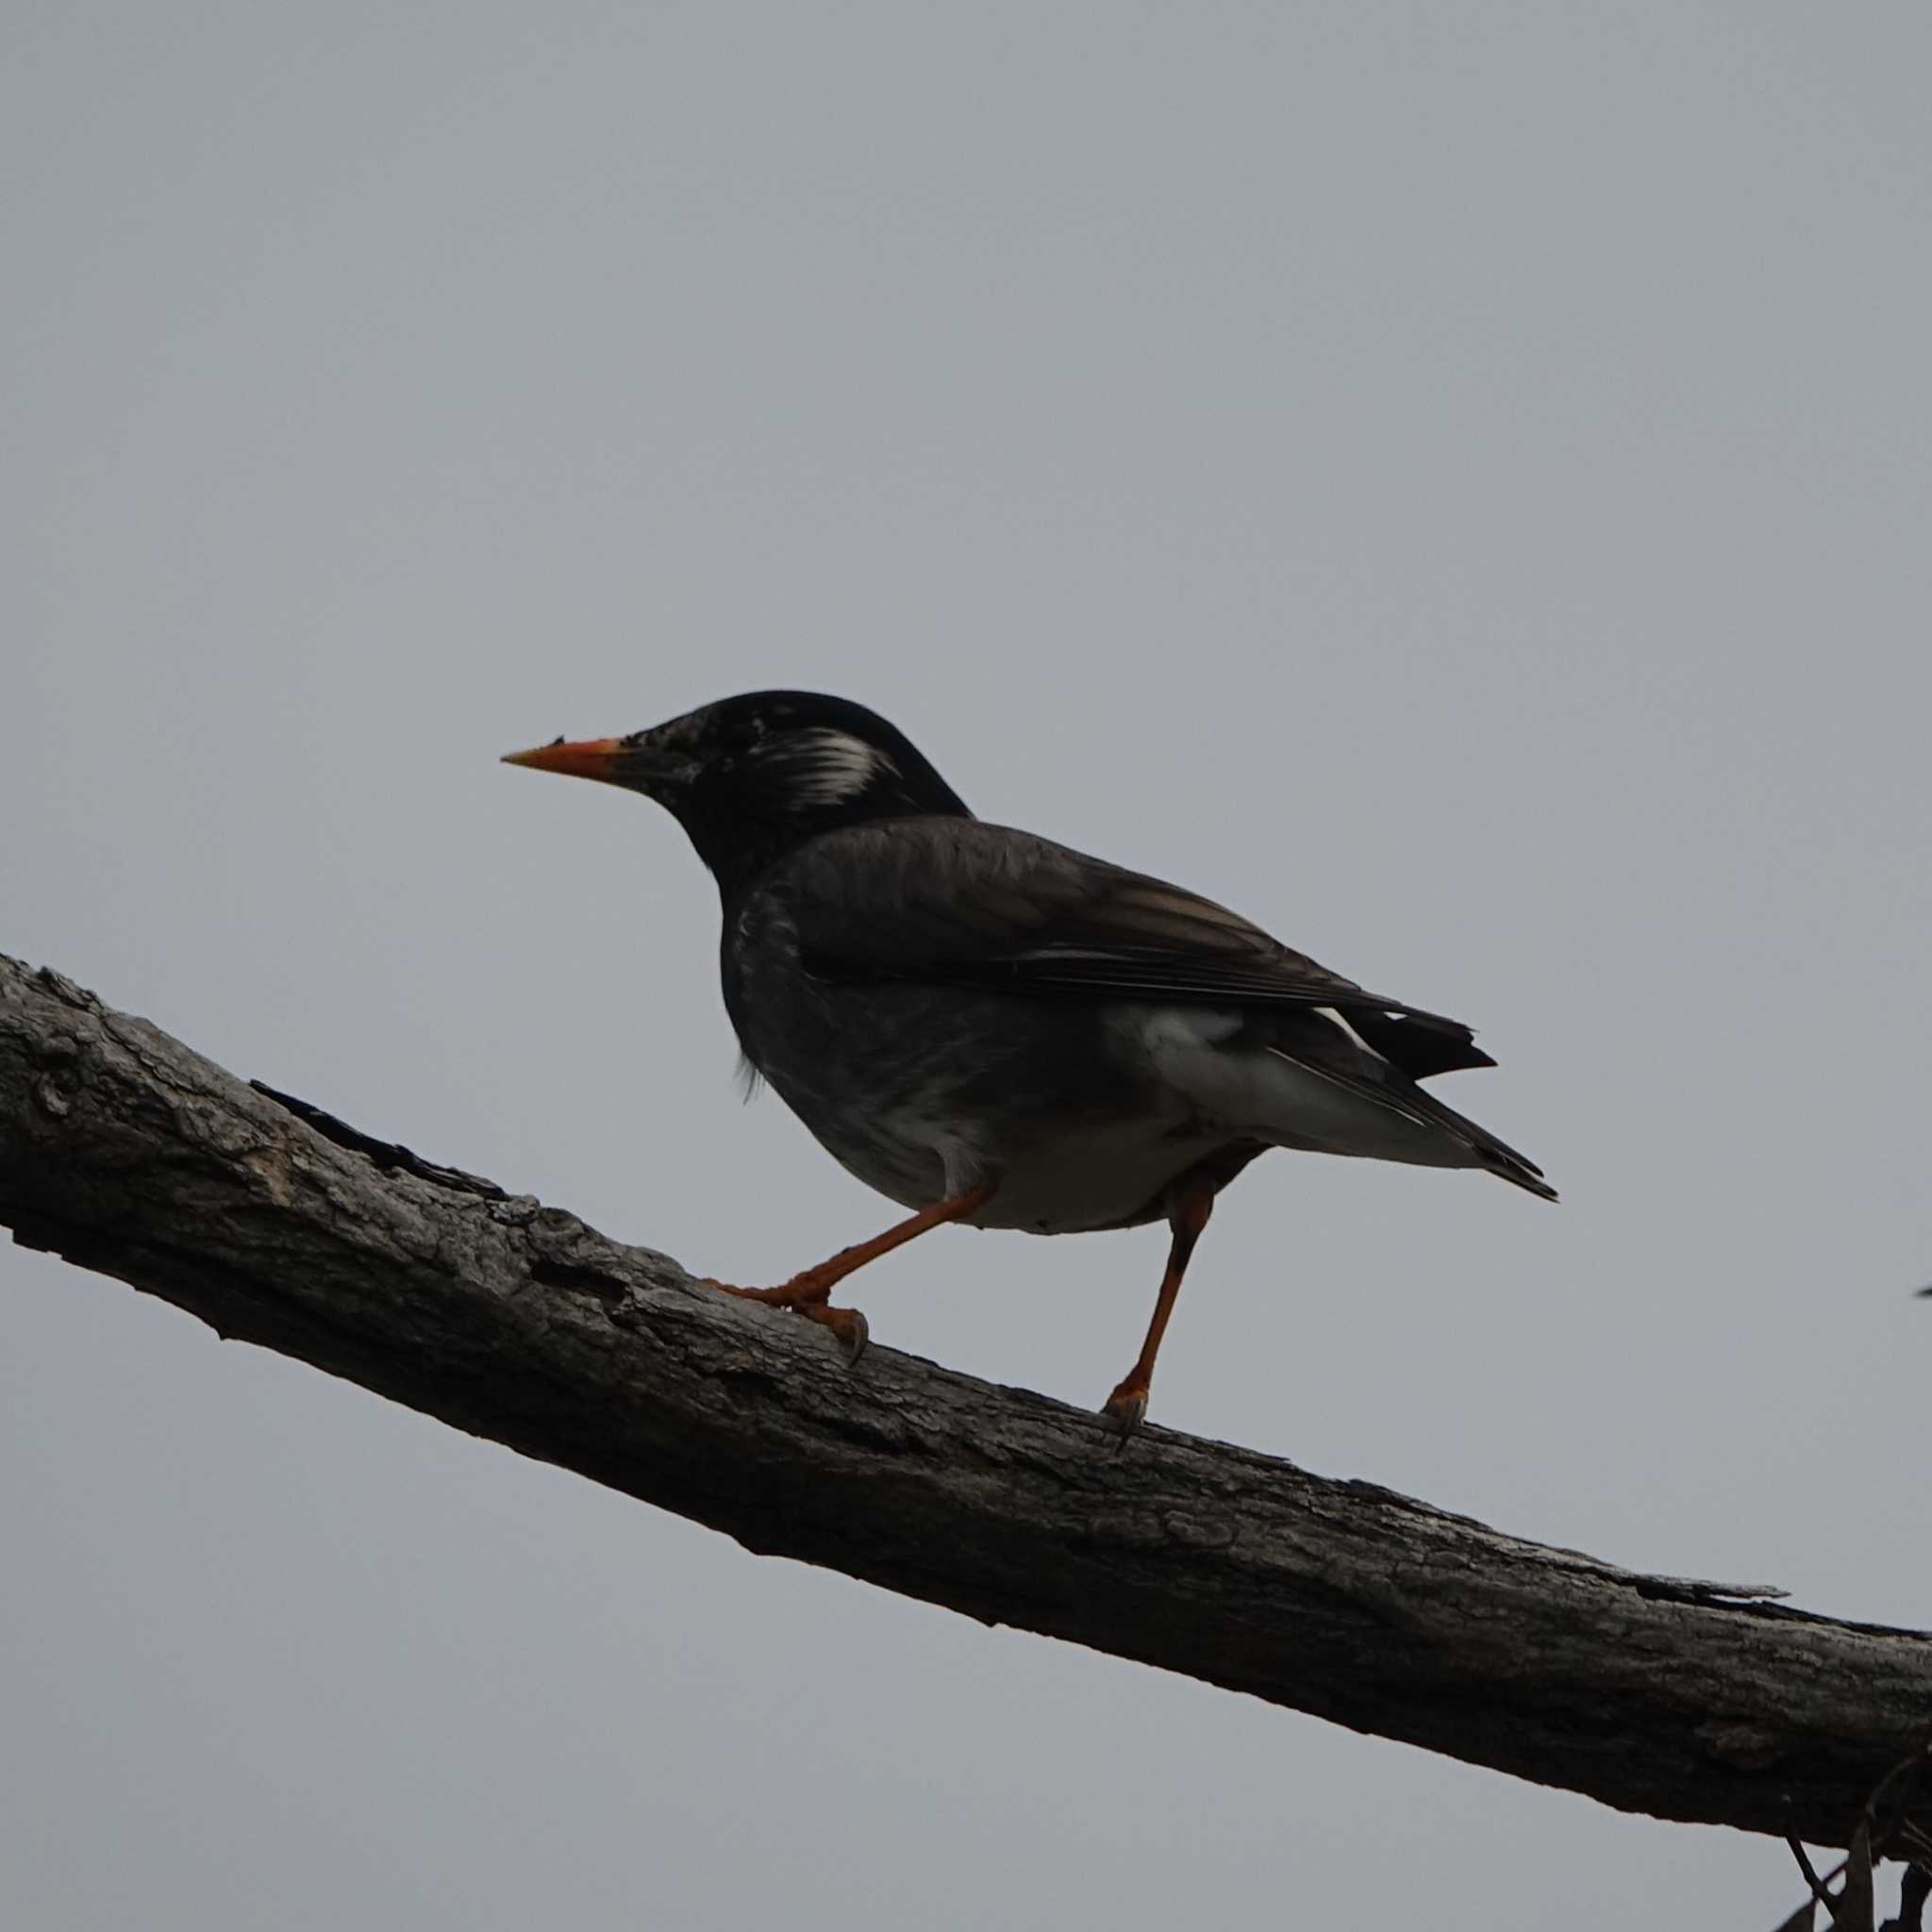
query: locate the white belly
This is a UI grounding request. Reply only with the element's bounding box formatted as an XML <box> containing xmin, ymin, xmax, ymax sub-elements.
<box><xmin>968</xmin><ymin>1111</ymin><xmax>1229</xmax><ymax>1233</ymax></box>
<box><xmin>816</xmin><ymin>1086</ymin><xmax>1225</xmax><ymax>1235</ymax></box>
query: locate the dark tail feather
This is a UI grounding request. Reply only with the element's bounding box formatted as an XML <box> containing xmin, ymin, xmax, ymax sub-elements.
<box><xmin>1474</xmin><ymin>1136</ymin><xmax>1558</xmax><ymax>1201</ymax></box>
<box><xmin>1386</xmin><ymin>1070</ymin><xmax>1558</xmax><ymax>1201</ymax></box>
<box><xmin>1266</xmin><ymin>1011</ymin><xmax>1557</xmax><ymax>1199</ymax></box>
<box><xmin>1342</xmin><ymin>1007</ymin><xmax>1497</xmax><ymax>1081</ymax></box>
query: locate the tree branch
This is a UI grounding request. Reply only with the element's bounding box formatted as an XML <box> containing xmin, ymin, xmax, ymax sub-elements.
<box><xmin>3</xmin><ymin>950</ymin><xmax>1927</xmax><ymax>1846</ymax></box>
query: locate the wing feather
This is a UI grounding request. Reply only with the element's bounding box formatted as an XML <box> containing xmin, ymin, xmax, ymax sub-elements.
<box><xmin>777</xmin><ymin>819</ymin><xmax>1497</xmax><ymax>1078</ymax></box>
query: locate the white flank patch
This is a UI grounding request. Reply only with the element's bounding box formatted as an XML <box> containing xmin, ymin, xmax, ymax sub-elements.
<box><xmin>1124</xmin><ymin>1003</ymin><xmax>1475</xmax><ymax>1170</ymax></box>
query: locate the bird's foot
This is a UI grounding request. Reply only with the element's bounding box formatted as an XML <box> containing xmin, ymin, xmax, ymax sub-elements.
<box><xmin>1099</xmin><ymin>1378</ymin><xmax>1149</xmax><ymax>1447</ymax></box>
<box><xmin>797</xmin><ymin>1301</ymin><xmax>871</xmax><ymax>1364</ymax></box>
<box><xmin>705</xmin><ymin>1276</ymin><xmax>871</xmax><ymax>1365</ymax></box>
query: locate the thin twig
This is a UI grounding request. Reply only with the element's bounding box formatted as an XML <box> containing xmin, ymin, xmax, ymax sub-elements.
<box><xmin>1787</xmin><ymin>1839</ymin><xmax>1846</xmax><ymax>1915</ymax></box>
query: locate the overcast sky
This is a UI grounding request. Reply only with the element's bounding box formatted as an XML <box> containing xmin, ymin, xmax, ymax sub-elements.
<box><xmin>5</xmin><ymin>5</ymin><xmax>1928</xmax><ymax>1926</ymax></box>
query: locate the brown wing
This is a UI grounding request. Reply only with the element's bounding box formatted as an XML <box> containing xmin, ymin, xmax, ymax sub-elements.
<box><xmin>778</xmin><ymin>817</ymin><xmax>1495</xmax><ymax>1079</ymax></box>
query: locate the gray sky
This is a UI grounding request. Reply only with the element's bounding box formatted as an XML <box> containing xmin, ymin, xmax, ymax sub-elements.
<box><xmin>5</xmin><ymin>5</ymin><xmax>1928</xmax><ymax>1925</ymax></box>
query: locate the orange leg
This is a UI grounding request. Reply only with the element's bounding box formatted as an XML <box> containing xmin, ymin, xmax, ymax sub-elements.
<box><xmin>1102</xmin><ymin>1174</ymin><xmax>1219</xmax><ymax>1438</ymax></box>
<box><xmin>710</xmin><ymin>1181</ymin><xmax>996</xmax><ymax>1362</ymax></box>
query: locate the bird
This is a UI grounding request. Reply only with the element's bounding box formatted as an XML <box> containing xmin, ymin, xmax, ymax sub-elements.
<box><xmin>504</xmin><ymin>690</ymin><xmax>1553</xmax><ymax>1434</ymax></box>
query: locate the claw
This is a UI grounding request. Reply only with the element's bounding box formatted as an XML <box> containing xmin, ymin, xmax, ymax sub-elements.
<box><xmin>825</xmin><ymin>1306</ymin><xmax>870</xmax><ymax>1365</ymax></box>
<box><xmin>797</xmin><ymin>1301</ymin><xmax>870</xmax><ymax>1365</ymax></box>
<box><xmin>703</xmin><ymin>1272</ymin><xmax>871</xmax><ymax>1363</ymax></box>
<box><xmin>1101</xmin><ymin>1383</ymin><xmax>1148</xmax><ymax>1448</ymax></box>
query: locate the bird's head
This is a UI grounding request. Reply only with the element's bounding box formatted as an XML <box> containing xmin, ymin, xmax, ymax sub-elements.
<box><xmin>504</xmin><ymin>690</ymin><xmax>971</xmax><ymax>891</ymax></box>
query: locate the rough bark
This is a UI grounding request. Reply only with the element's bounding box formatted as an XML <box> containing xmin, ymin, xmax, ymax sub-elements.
<box><xmin>2</xmin><ymin>950</ymin><xmax>1926</xmax><ymax>1847</ymax></box>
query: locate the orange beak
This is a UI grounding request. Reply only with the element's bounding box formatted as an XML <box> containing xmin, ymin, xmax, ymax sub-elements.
<box><xmin>500</xmin><ymin>737</ymin><xmax>629</xmax><ymax>784</ymax></box>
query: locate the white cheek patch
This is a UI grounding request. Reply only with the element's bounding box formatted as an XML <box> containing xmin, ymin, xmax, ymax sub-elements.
<box><xmin>783</xmin><ymin>728</ymin><xmax>899</xmax><ymax>805</ymax></box>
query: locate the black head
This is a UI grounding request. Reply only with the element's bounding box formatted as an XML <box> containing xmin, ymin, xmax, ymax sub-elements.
<box><xmin>504</xmin><ymin>690</ymin><xmax>971</xmax><ymax>891</ymax></box>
